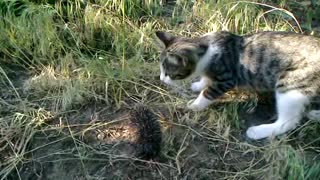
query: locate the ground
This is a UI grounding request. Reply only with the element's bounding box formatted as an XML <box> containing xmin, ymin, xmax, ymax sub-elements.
<box><xmin>1</xmin><ymin>0</ymin><xmax>320</xmax><ymax>180</ymax></box>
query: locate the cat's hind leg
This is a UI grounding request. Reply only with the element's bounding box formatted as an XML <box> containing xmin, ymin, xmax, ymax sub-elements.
<box><xmin>246</xmin><ymin>90</ymin><xmax>309</xmax><ymax>140</ymax></box>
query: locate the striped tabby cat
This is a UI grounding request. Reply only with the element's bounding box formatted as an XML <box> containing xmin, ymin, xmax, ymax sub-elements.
<box><xmin>156</xmin><ymin>30</ymin><xmax>320</xmax><ymax>140</ymax></box>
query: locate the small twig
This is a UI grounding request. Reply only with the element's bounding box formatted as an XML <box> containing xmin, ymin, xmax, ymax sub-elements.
<box><xmin>175</xmin><ymin>130</ymin><xmax>189</xmax><ymax>174</ymax></box>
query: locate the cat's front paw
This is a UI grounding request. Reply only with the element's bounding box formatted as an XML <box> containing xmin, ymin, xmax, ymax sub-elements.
<box><xmin>191</xmin><ymin>81</ymin><xmax>205</xmax><ymax>92</ymax></box>
<box><xmin>187</xmin><ymin>92</ymin><xmax>213</xmax><ymax>111</ymax></box>
<box><xmin>246</xmin><ymin>126</ymin><xmax>267</xmax><ymax>140</ymax></box>
<box><xmin>187</xmin><ymin>99</ymin><xmax>207</xmax><ymax>111</ymax></box>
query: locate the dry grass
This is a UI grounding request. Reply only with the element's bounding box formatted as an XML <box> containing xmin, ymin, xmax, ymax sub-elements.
<box><xmin>1</xmin><ymin>0</ymin><xmax>320</xmax><ymax>179</ymax></box>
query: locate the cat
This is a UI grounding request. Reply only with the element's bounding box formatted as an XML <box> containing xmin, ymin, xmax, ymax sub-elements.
<box><xmin>155</xmin><ymin>30</ymin><xmax>320</xmax><ymax>140</ymax></box>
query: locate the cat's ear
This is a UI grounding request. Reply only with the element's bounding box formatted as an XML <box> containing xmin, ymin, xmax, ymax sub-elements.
<box><xmin>155</xmin><ymin>31</ymin><xmax>176</xmax><ymax>48</ymax></box>
<box><xmin>181</xmin><ymin>44</ymin><xmax>208</xmax><ymax>57</ymax></box>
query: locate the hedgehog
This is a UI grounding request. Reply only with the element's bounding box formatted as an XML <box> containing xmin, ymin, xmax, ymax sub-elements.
<box><xmin>128</xmin><ymin>104</ymin><xmax>162</xmax><ymax>160</ymax></box>
<box><xmin>95</xmin><ymin>104</ymin><xmax>162</xmax><ymax>160</ymax></box>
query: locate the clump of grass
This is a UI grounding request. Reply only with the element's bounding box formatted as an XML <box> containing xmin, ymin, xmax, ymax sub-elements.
<box><xmin>262</xmin><ymin>143</ymin><xmax>320</xmax><ymax>179</ymax></box>
<box><xmin>0</xmin><ymin>109</ymin><xmax>51</xmax><ymax>179</ymax></box>
<box><xmin>173</xmin><ymin>0</ymin><xmax>300</xmax><ymax>36</ymax></box>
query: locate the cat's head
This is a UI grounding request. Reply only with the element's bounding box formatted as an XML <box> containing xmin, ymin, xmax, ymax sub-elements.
<box><xmin>155</xmin><ymin>31</ymin><xmax>207</xmax><ymax>85</ymax></box>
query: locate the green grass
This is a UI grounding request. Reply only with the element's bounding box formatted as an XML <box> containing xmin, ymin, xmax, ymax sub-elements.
<box><xmin>1</xmin><ymin>0</ymin><xmax>320</xmax><ymax>179</ymax></box>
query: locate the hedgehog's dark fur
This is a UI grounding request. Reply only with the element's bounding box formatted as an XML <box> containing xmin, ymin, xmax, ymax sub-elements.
<box><xmin>129</xmin><ymin>104</ymin><xmax>162</xmax><ymax>160</ymax></box>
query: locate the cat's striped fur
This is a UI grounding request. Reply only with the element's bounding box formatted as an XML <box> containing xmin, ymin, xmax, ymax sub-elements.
<box><xmin>156</xmin><ymin>31</ymin><xmax>320</xmax><ymax>140</ymax></box>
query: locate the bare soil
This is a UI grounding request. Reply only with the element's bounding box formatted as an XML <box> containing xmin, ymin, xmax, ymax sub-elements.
<box><xmin>1</xmin><ymin>66</ymin><xmax>280</xmax><ymax>180</ymax></box>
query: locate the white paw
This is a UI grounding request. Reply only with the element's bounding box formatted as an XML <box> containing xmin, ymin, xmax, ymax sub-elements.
<box><xmin>307</xmin><ymin>110</ymin><xmax>320</xmax><ymax>121</ymax></box>
<box><xmin>187</xmin><ymin>91</ymin><xmax>213</xmax><ymax>111</ymax></box>
<box><xmin>246</xmin><ymin>126</ymin><xmax>267</xmax><ymax>140</ymax></box>
<box><xmin>191</xmin><ymin>81</ymin><xmax>205</xmax><ymax>92</ymax></box>
<box><xmin>187</xmin><ymin>99</ymin><xmax>206</xmax><ymax>111</ymax></box>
